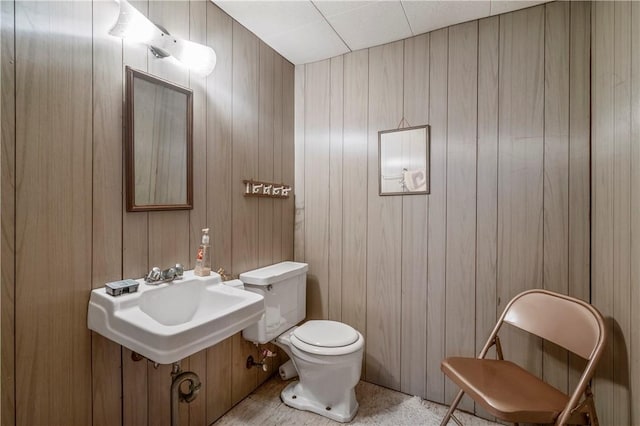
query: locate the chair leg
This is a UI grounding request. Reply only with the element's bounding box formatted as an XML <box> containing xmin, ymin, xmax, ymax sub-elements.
<box><xmin>586</xmin><ymin>399</ymin><xmax>599</xmax><ymax>426</ymax></box>
<box><xmin>440</xmin><ymin>390</ymin><xmax>465</xmax><ymax>426</ymax></box>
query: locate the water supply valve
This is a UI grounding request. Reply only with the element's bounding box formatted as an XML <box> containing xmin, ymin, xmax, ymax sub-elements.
<box><xmin>246</xmin><ymin>348</ymin><xmax>276</xmax><ymax>372</ymax></box>
<box><xmin>246</xmin><ymin>355</ymin><xmax>267</xmax><ymax>372</ymax></box>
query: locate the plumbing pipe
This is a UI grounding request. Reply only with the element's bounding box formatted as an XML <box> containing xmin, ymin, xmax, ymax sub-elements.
<box><xmin>170</xmin><ymin>362</ymin><xmax>201</xmax><ymax>426</ymax></box>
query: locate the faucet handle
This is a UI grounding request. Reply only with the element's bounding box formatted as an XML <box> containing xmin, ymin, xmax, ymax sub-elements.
<box><xmin>161</xmin><ymin>267</ymin><xmax>176</xmax><ymax>281</ymax></box>
<box><xmin>174</xmin><ymin>264</ymin><xmax>184</xmax><ymax>279</ymax></box>
<box><xmin>145</xmin><ymin>266</ymin><xmax>162</xmax><ymax>282</ymax></box>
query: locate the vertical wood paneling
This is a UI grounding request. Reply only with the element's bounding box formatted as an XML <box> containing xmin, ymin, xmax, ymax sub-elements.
<box><xmin>258</xmin><ymin>42</ymin><xmax>275</xmax><ymax>267</ymax></box>
<box><xmin>612</xmin><ymin>3</ymin><xmax>632</xmax><ymax>425</ymax></box>
<box><xmin>120</xmin><ymin>1</ymin><xmax>150</xmax><ymax>294</ymax></box>
<box><xmin>231</xmin><ymin>22</ymin><xmax>259</xmax><ymax>276</ymax></box>
<box><xmin>3</xmin><ymin>1</ymin><xmax>606</xmax><ymax>424</ymax></box>
<box><xmin>206</xmin><ymin>2</ymin><xmax>232</xmax><ymax>272</ymax></box>
<box><xmin>475</xmin><ymin>14</ymin><xmax>499</xmax><ymax>361</ymax></box>
<box><xmin>121</xmin><ymin>29</ymin><xmax>149</xmax><ymax>412</ymax></box>
<box><xmin>365</xmin><ymin>41</ymin><xmax>403</xmax><ymax>389</ymax></box>
<box><xmin>592</xmin><ymin>2</ymin><xmax>615</xmax><ymax>422</ymax></box>
<box><xmin>185</xmin><ymin>1</ymin><xmax>208</xmax><ymax>268</ymax></box>
<box><xmin>189</xmin><ymin>0</ymin><xmax>208</xmax><ymax>271</ymax></box>
<box><xmin>4</xmin><ymin>1</ymin><xmax>296</xmax><ymax>426</ymax></box>
<box><xmin>400</xmin><ymin>33</ymin><xmax>429</xmax><ymax>397</ymax></box>
<box><xmin>0</xmin><ymin>1</ymin><xmax>293</xmax><ymax>425</ymax></box>
<box><xmin>122</xmin><ymin>349</ymin><xmax>147</xmax><ymax>426</ymax></box>
<box><xmin>328</xmin><ymin>55</ymin><xmax>344</xmax><ymax>322</ymax></box>
<box><xmin>474</xmin><ymin>15</ymin><xmax>500</xmax><ymax>420</ymax></box>
<box><xmin>426</xmin><ymin>28</ymin><xmax>448</xmax><ymax>404</ymax></box>
<box><xmin>304</xmin><ymin>60</ymin><xmax>331</xmax><ymax>320</ymax></box>
<box><xmin>122</xmin><ymin>0</ymin><xmax>150</xmax><ymax>282</ymax></box>
<box><xmin>230</xmin><ymin>22</ymin><xmax>261</xmax><ymax>406</ymax></box>
<box><xmin>91</xmin><ymin>2</ymin><xmax>123</xmax><ymax>289</ymax></box>
<box><xmin>543</xmin><ymin>0</ymin><xmax>570</xmax><ymax>394</ymax></box>
<box><xmin>205</xmin><ymin>336</ymin><xmax>232</xmax><ymax>423</ymax></box>
<box><xmin>15</xmin><ymin>2</ymin><xmax>93</xmax><ymax>424</ymax></box>
<box><xmin>631</xmin><ymin>3</ymin><xmax>640</xmax><ymax>424</ymax></box>
<box><xmin>91</xmin><ymin>1</ymin><xmax>124</xmax><ymax>424</ymax></box>
<box><xmin>568</xmin><ymin>1</ymin><xmax>591</xmax><ymax>392</ymax></box>
<box><xmin>294</xmin><ymin>65</ymin><xmax>306</xmax><ymax>262</ymax></box>
<box><xmin>256</xmin><ymin>52</ymin><xmax>285</xmax><ymax>379</ymax></box>
<box><xmin>272</xmin><ymin>54</ymin><xmax>284</xmax><ymax>263</ymax></box>
<box><xmin>147</xmin><ymin>363</ymin><xmax>174</xmax><ymax>426</ymax></box>
<box><xmin>187</xmin><ymin>2</ymin><xmax>208</xmax><ymax>424</ymax></box>
<box><xmin>444</xmin><ymin>21</ymin><xmax>478</xmax><ymax>411</ymax></box>
<box><xmin>282</xmin><ymin>61</ymin><xmax>295</xmax><ymax>261</ymax></box>
<box><xmin>497</xmin><ymin>5</ymin><xmax>545</xmax><ymax>374</ymax></box>
<box><xmin>1</xmin><ymin>1</ymin><xmax>16</xmax><ymax>424</ymax></box>
<box><xmin>295</xmin><ymin>0</ymin><xmax>592</xmax><ymax>415</ymax></box>
<box><xmin>148</xmin><ymin>211</ymin><xmax>191</xmax><ymax>268</ymax></box>
<box><xmin>341</xmin><ymin>50</ymin><xmax>368</xmax><ymax>341</ymax></box>
<box><xmin>121</xmin><ymin>12</ymin><xmax>152</xmax><ymax>406</ymax></box>
<box><xmin>590</xmin><ymin>2</ymin><xmax>640</xmax><ymax>423</ymax></box>
<box><xmin>230</xmin><ymin>333</ymin><xmax>258</xmax><ymax>406</ymax></box>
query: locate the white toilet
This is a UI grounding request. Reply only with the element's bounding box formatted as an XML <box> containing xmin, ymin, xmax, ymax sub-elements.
<box><xmin>240</xmin><ymin>261</ymin><xmax>364</xmax><ymax>423</ymax></box>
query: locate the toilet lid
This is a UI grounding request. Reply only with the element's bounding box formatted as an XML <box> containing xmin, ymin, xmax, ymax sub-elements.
<box><xmin>293</xmin><ymin>320</ymin><xmax>359</xmax><ymax>347</ymax></box>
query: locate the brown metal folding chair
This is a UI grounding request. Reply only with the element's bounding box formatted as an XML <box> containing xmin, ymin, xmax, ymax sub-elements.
<box><xmin>440</xmin><ymin>289</ymin><xmax>607</xmax><ymax>426</ymax></box>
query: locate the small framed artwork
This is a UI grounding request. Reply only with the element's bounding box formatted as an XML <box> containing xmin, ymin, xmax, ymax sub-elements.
<box><xmin>378</xmin><ymin>125</ymin><xmax>430</xmax><ymax>196</ymax></box>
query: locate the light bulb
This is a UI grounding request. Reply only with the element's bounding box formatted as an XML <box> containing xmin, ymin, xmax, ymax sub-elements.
<box><xmin>109</xmin><ymin>0</ymin><xmax>161</xmax><ymax>44</ymax></box>
<box><xmin>109</xmin><ymin>0</ymin><xmax>217</xmax><ymax>76</ymax></box>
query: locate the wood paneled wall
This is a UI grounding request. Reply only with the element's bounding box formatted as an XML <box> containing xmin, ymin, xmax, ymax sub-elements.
<box><xmin>295</xmin><ymin>1</ymin><xmax>591</xmax><ymax>417</ymax></box>
<box><xmin>1</xmin><ymin>2</ymin><xmax>16</xmax><ymax>426</ymax></box>
<box><xmin>0</xmin><ymin>1</ymin><xmax>294</xmax><ymax>425</ymax></box>
<box><xmin>6</xmin><ymin>1</ymin><xmax>640</xmax><ymax>425</ymax></box>
<box><xmin>592</xmin><ymin>1</ymin><xmax>640</xmax><ymax>424</ymax></box>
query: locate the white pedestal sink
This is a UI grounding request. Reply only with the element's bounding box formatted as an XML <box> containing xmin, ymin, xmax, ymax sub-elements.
<box><xmin>88</xmin><ymin>271</ymin><xmax>264</xmax><ymax>364</ymax></box>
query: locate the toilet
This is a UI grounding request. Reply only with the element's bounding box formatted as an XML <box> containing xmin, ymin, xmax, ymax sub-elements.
<box><xmin>240</xmin><ymin>261</ymin><xmax>364</xmax><ymax>423</ymax></box>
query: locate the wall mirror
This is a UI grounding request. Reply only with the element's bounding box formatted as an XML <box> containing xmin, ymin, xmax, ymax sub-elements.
<box><xmin>378</xmin><ymin>125</ymin><xmax>430</xmax><ymax>195</ymax></box>
<box><xmin>125</xmin><ymin>66</ymin><xmax>193</xmax><ymax>211</ymax></box>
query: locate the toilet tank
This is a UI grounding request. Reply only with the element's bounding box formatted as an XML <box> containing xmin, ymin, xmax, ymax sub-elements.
<box><xmin>241</xmin><ymin>261</ymin><xmax>308</xmax><ymax>344</ymax></box>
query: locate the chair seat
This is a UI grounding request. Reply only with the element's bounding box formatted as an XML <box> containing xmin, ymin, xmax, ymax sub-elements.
<box><xmin>441</xmin><ymin>357</ymin><xmax>570</xmax><ymax>424</ymax></box>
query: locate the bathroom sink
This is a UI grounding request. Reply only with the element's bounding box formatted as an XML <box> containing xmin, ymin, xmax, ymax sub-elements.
<box><xmin>88</xmin><ymin>271</ymin><xmax>264</xmax><ymax>364</ymax></box>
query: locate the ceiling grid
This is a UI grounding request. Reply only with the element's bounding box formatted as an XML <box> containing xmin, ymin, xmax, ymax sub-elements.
<box><xmin>214</xmin><ymin>1</ymin><xmax>549</xmax><ymax>65</ymax></box>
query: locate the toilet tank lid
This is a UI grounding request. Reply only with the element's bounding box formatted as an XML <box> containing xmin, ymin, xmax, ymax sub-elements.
<box><xmin>239</xmin><ymin>261</ymin><xmax>308</xmax><ymax>286</ymax></box>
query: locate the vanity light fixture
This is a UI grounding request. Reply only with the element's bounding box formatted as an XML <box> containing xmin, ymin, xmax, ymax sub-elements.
<box><xmin>109</xmin><ymin>0</ymin><xmax>216</xmax><ymax>76</ymax></box>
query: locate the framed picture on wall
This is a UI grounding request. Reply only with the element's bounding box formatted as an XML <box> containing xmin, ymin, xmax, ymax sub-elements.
<box><xmin>378</xmin><ymin>125</ymin><xmax>430</xmax><ymax>196</ymax></box>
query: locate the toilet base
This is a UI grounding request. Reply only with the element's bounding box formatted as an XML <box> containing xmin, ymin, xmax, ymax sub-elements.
<box><xmin>280</xmin><ymin>380</ymin><xmax>358</xmax><ymax>423</ymax></box>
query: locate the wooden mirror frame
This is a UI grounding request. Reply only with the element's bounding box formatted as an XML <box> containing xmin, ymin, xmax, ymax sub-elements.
<box><xmin>125</xmin><ymin>66</ymin><xmax>193</xmax><ymax>212</ymax></box>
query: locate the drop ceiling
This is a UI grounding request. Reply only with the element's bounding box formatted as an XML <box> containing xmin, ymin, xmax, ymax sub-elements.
<box><xmin>213</xmin><ymin>0</ymin><xmax>550</xmax><ymax>65</ymax></box>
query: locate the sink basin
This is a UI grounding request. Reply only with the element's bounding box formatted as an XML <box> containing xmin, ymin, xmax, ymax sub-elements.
<box><xmin>88</xmin><ymin>271</ymin><xmax>264</xmax><ymax>364</ymax></box>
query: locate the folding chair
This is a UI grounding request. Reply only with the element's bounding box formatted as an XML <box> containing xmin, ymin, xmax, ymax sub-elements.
<box><xmin>440</xmin><ymin>289</ymin><xmax>606</xmax><ymax>426</ymax></box>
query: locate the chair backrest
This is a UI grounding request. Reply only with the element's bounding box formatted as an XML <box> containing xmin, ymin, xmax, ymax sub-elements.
<box><xmin>502</xmin><ymin>289</ymin><xmax>605</xmax><ymax>360</ymax></box>
<box><xmin>479</xmin><ymin>289</ymin><xmax>607</xmax><ymax>425</ymax></box>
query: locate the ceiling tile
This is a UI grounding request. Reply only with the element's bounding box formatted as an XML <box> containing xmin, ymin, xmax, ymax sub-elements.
<box><xmin>322</xmin><ymin>1</ymin><xmax>412</xmax><ymax>51</ymax></box>
<box><xmin>312</xmin><ymin>1</ymin><xmax>376</xmax><ymax>17</ymax></box>
<box><xmin>490</xmin><ymin>0</ymin><xmax>548</xmax><ymax>16</ymax></box>
<box><xmin>402</xmin><ymin>1</ymin><xmax>491</xmax><ymax>35</ymax></box>
<box><xmin>214</xmin><ymin>0</ymin><xmax>555</xmax><ymax>65</ymax></box>
<box><xmin>266</xmin><ymin>20</ymin><xmax>351</xmax><ymax>64</ymax></box>
<box><xmin>215</xmin><ymin>1</ymin><xmax>323</xmax><ymax>39</ymax></box>
<box><xmin>215</xmin><ymin>0</ymin><xmax>349</xmax><ymax>64</ymax></box>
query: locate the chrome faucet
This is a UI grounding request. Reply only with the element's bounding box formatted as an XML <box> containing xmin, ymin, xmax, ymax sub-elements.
<box><xmin>145</xmin><ymin>264</ymin><xmax>184</xmax><ymax>284</ymax></box>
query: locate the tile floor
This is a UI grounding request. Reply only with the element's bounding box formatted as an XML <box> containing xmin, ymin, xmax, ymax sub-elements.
<box><xmin>213</xmin><ymin>375</ymin><xmax>499</xmax><ymax>425</ymax></box>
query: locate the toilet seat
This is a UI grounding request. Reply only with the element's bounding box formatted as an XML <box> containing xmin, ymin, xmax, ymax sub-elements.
<box><xmin>290</xmin><ymin>320</ymin><xmax>364</xmax><ymax>356</ymax></box>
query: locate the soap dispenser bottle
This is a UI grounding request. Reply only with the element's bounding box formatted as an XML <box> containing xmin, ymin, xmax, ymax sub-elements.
<box><xmin>194</xmin><ymin>228</ymin><xmax>211</xmax><ymax>276</ymax></box>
